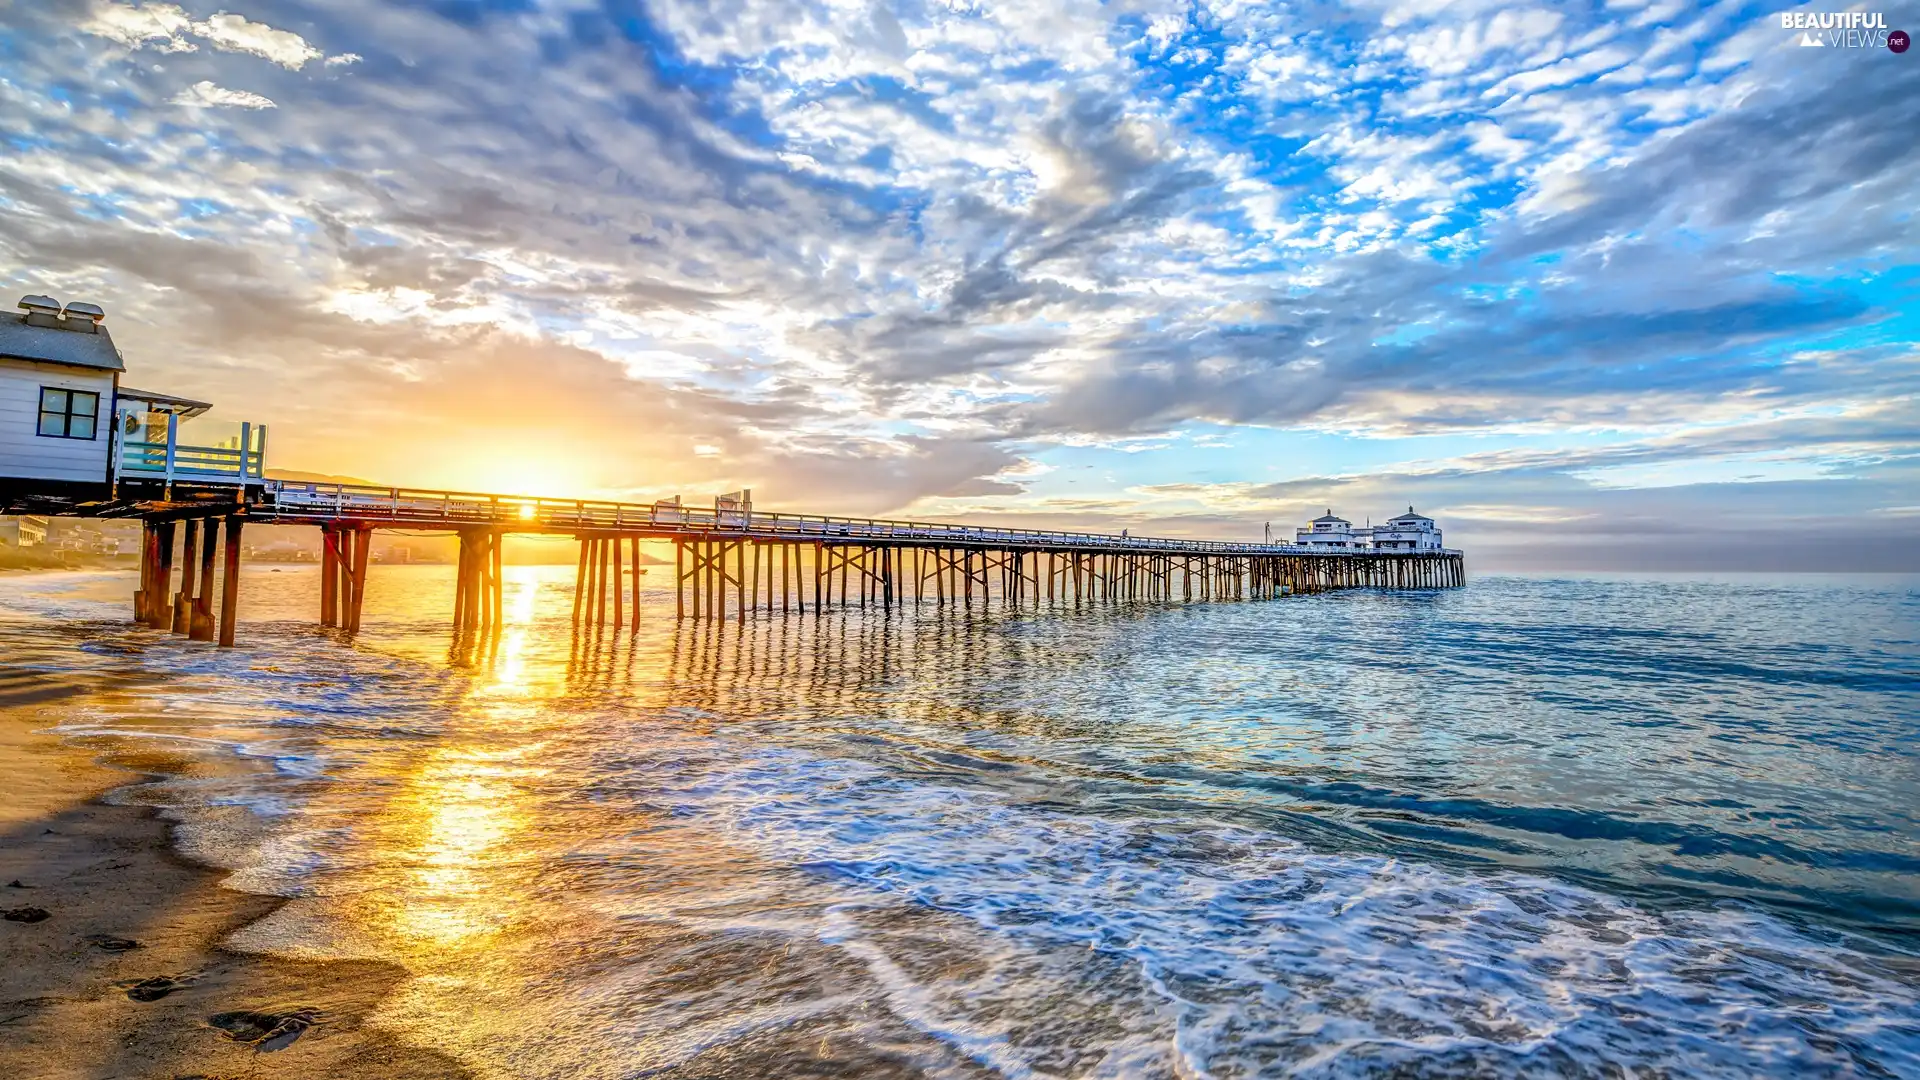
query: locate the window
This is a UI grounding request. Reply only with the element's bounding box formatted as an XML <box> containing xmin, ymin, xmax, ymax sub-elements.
<box><xmin>38</xmin><ymin>387</ymin><xmax>99</xmax><ymax>440</ymax></box>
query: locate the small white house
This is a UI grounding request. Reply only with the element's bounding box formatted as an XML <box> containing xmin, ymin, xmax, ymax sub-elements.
<box><xmin>0</xmin><ymin>296</ymin><xmax>121</xmax><ymax>497</ymax></box>
<box><xmin>0</xmin><ymin>294</ymin><xmax>266</xmax><ymax>509</ymax></box>
<box><xmin>1295</xmin><ymin>510</ymin><xmax>1366</xmax><ymax>549</ymax></box>
<box><xmin>1369</xmin><ymin>506</ymin><xmax>1444</xmax><ymax>551</ymax></box>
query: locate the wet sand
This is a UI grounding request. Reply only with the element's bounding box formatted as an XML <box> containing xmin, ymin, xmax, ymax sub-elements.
<box><xmin>0</xmin><ymin>667</ymin><xmax>474</xmax><ymax>1080</ymax></box>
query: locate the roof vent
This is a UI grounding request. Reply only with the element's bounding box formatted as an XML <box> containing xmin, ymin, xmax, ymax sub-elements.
<box><xmin>19</xmin><ymin>294</ymin><xmax>65</xmax><ymax>329</ymax></box>
<box><xmin>62</xmin><ymin>301</ymin><xmax>105</xmax><ymax>324</ymax></box>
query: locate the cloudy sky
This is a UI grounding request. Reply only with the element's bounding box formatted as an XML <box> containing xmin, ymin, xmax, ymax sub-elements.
<box><xmin>2</xmin><ymin>0</ymin><xmax>1915</xmax><ymax>569</ymax></box>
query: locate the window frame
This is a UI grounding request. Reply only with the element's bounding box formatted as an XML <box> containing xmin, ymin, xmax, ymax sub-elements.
<box><xmin>37</xmin><ymin>386</ymin><xmax>101</xmax><ymax>441</ymax></box>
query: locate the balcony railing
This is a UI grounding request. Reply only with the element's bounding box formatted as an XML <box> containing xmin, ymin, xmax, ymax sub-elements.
<box><xmin>115</xmin><ymin>414</ymin><xmax>267</xmax><ymax>487</ymax></box>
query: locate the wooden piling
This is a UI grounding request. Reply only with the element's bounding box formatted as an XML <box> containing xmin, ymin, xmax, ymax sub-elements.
<box><xmin>191</xmin><ymin>517</ymin><xmax>218</xmax><ymax>641</ymax></box>
<box><xmin>174</xmin><ymin>519</ymin><xmax>198</xmax><ymax>634</ymax></box>
<box><xmin>575</xmin><ymin>536</ymin><xmax>590</xmax><ymax>624</ymax></box>
<box><xmin>320</xmin><ymin>526</ymin><xmax>338</xmax><ymax>627</ymax></box>
<box><xmin>630</xmin><ymin>537</ymin><xmax>643</xmax><ymax>632</ymax></box>
<box><xmin>347</xmin><ymin>527</ymin><xmax>372</xmax><ymax>633</ymax></box>
<box><xmin>453</xmin><ymin>533</ymin><xmax>469</xmax><ymax>633</ymax></box>
<box><xmin>134</xmin><ymin>521</ymin><xmax>151</xmax><ymax>623</ymax></box>
<box><xmin>490</xmin><ymin>530</ymin><xmax>503</xmax><ymax>630</ymax></box>
<box><xmin>148</xmin><ymin>521</ymin><xmax>175</xmax><ymax>629</ymax></box>
<box><xmin>612</xmin><ymin>533</ymin><xmax>623</xmax><ymax>628</ymax></box>
<box><xmin>217</xmin><ymin>516</ymin><xmax>243</xmax><ymax>648</ymax></box>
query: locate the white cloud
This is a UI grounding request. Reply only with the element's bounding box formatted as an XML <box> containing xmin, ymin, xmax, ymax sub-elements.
<box><xmin>80</xmin><ymin>0</ymin><xmax>194</xmax><ymax>51</ymax></box>
<box><xmin>191</xmin><ymin>12</ymin><xmax>322</xmax><ymax>70</ymax></box>
<box><xmin>81</xmin><ymin>2</ymin><xmax>322</xmax><ymax>70</ymax></box>
<box><xmin>325</xmin><ymin>52</ymin><xmax>363</xmax><ymax>68</ymax></box>
<box><xmin>171</xmin><ymin>80</ymin><xmax>276</xmax><ymax>109</ymax></box>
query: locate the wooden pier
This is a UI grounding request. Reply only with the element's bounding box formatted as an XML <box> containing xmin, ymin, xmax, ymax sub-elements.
<box><xmin>110</xmin><ymin>480</ymin><xmax>1464</xmax><ymax>647</ymax></box>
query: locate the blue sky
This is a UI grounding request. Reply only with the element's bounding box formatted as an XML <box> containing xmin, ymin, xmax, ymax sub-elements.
<box><xmin>2</xmin><ymin>0</ymin><xmax>1916</xmax><ymax>568</ymax></box>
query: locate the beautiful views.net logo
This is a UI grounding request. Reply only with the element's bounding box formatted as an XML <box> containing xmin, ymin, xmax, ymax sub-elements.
<box><xmin>1780</xmin><ymin>11</ymin><xmax>1909</xmax><ymax>50</ymax></box>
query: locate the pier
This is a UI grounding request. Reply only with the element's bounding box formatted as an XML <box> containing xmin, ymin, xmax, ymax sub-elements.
<box><xmin>99</xmin><ymin>480</ymin><xmax>1465</xmax><ymax>647</ymax></box>
<box><xmin>0</xmin><ymin>293</ymin><xmax>1463</xmax><ymax>649</ymax></box>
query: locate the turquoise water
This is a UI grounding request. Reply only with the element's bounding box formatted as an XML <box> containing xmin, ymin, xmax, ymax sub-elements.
<box><xmin>3</xmin><ymin>567</ymin><xmax>1917</xmax><ymax>1076</ymax></box>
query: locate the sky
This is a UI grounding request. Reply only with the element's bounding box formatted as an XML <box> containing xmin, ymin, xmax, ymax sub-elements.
<box><xmin>1</xmin><ymin>0</ymin><xmax>1916</xmax><ymax>570</ymax></box>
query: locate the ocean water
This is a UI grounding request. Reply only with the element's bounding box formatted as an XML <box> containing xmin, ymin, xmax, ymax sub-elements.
<box><xmin>2</xmin><ymin>566</ymin><xmax>1918</xmax><ymax>1078</ymax></box>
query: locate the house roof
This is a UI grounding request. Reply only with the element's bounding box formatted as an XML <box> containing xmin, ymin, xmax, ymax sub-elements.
<box><xmin>0</xmin><ymin>312</ymin><xmax>124</xmax><ymax>372</ymax></box>
<box><xmin>1311</xmin><ymin>509</ymin><xmax>1349</xmax><ymax>524</ymax></box>
<box><xmin>1388</xmin><ymin>505</ymin><xmax>1433</xmax><ymax>523</ymax></box>
<box><xmin>118</xmin><ymin>386</ymin><xmax>212</xmax><ymax>418</ymax></box>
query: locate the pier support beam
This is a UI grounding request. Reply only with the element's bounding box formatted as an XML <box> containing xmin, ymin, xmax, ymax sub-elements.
<box><xmin>453</xmin><ymin>529</ymin><xmax>503</xmax><ymax>636</ymax></box>
<box><xmin>147</xmin><ymin>521</ymin><xmax>175</xmax><ymax>629</ymax></box>
<box><xmin>320</xmin><ymin>526</ymin><xmax>340</xmax><ymax>627</ymax></box>
<box><xmin>172</xmin><ymin>519</ymin><xmax>198</xmax><ymax>634</ymax></box>
<box><xmin>217</xmin><ymin>515</ymin><xmax>243</xmax><ymax>648</ymax></box>
<box><xmin>345</xmin><ymin>527</ymin><xmax>372</xmax><ymax>633</ymax></box>
<box><xmin>190</xmin><ymin>517</ymin><xmax>218</xmax><ymax>641</ymax></box>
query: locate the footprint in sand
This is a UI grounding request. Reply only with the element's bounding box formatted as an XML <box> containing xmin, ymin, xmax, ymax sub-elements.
<box><xmin>3</xmin><ymin>907</ymin><xmax>50</xmax><ymax>923</ymax></box>
<box><xmin>85</xmin><ymin>934</ymin><xmax>140</xmax><ymax>952</ymax></box>
<box><xmin>117</xmin><ymin>973</ymin><xmax>203</xmax><ymax>1002</ymax></box>
<box><xmin>209</xmin><ymin>1008</ymin><xmax>325</xmax><ymax>1052</ymax></box>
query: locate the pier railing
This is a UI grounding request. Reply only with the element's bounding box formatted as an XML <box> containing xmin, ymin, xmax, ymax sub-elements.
<box><xmin>260</xmin><ymin>480</ymin><xmax>1458</xmax><ymax>557</ymax></box>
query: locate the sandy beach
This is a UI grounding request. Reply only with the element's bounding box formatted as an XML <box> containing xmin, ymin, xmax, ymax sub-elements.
<box><xmin>0</xmin><ymin>661</ymin><xmax>473</xmax><ymax>1080</ymax></box>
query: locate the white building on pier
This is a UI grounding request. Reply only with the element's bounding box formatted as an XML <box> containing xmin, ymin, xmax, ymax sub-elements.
<box><xmin>1295</xmin><ymin>510</ymin><xmax>1367</xmax><ymax>549</ymax></box>
<box><xmin>1294</xmin><ymin>507</ymin><xmax>1443</xmax><ymax>551</ymax></box>
<box><xmin>1370</xmin><ymin>506</ymin><xmax>1444</xmax><ymax>551</ymax></box>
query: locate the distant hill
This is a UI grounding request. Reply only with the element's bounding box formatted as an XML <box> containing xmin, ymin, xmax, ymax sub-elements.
<box><xmin>265</xmin><ymin>468</ymin><xmax>385</xmax><ymax>487</ymax></box>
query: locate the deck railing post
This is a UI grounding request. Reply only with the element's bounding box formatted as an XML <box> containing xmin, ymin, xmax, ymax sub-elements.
<box><xmin>162</xmin><ymin>413</ymin><xmax>178</xmax><ymax>495</ymax></box>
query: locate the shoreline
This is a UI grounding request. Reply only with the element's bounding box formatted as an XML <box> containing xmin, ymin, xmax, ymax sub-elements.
<box><xmin>0</xmin><ymin>671</ymin><xmax>473</xmax><ymax>1080</ymax></box>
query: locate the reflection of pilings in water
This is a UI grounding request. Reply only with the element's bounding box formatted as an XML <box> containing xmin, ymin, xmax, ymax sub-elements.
<box><xmin>448</xmin><ymin>621</ymin><xmax>502</xmax><ymax>669</ymax></box>
<box><xmin>653</xmin><ymin>574</ymin><xmax>1527</xmax><ymax>743</ymax></box>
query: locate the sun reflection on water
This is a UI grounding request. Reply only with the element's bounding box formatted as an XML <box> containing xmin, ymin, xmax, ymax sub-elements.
<box><xmin>385</xmin><ymin>748</ymin><xmax>533</xmax><ymax>948</ymax></box>
<box><xmin>378</xmin><ymin>569</ymin><xmax>561</xmax><ymax>953</ymax></box>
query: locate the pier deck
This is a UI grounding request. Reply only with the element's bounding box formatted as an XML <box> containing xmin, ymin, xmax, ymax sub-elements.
<box><xmin>256</xmin><ymin>480</ymin><xmax>1458</xmax><ymax>557</ymax></box>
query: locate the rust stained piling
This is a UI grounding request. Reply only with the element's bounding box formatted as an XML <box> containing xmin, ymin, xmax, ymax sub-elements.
<box><xmin>574</xmin><ymin>535</ymin><xmax>591</xmax><ymax>625</ymax></box>
<box><xmin>630</xmin><ymin>537</ymin><xmax>643</xmax><ymax>632</ymax></box>
<box><xmin>347</xmin><ymin>527</ymin><xmax>372</xmax><ymax>633</ymax></box>
<box><xmin>190</xmin><ymin>517</ymin><xmax>218</xmax><ymax>641</ymax></box>
<box><xmin>172</xmin><ymin>519</ymin><xmax>198</xmax><ymax>634</ymax></box>
<box><xmin>320</xmin><ymin>526</ymin><xmax>339</xmax><ymax>627</ymax></box>
<box><xmin>217</xmin><ymin>515</ymin><xmax>243</xmax><ymax>647</ymax></box>
<box><xmin>612</xmin><ymin>533</ymin><xmax>623</xmax><ymax>629</ymax></box>
<box><xmin>148</xmin><ymin>521</ymin><xmax>175</xmax><ymax>629</ymax></box>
